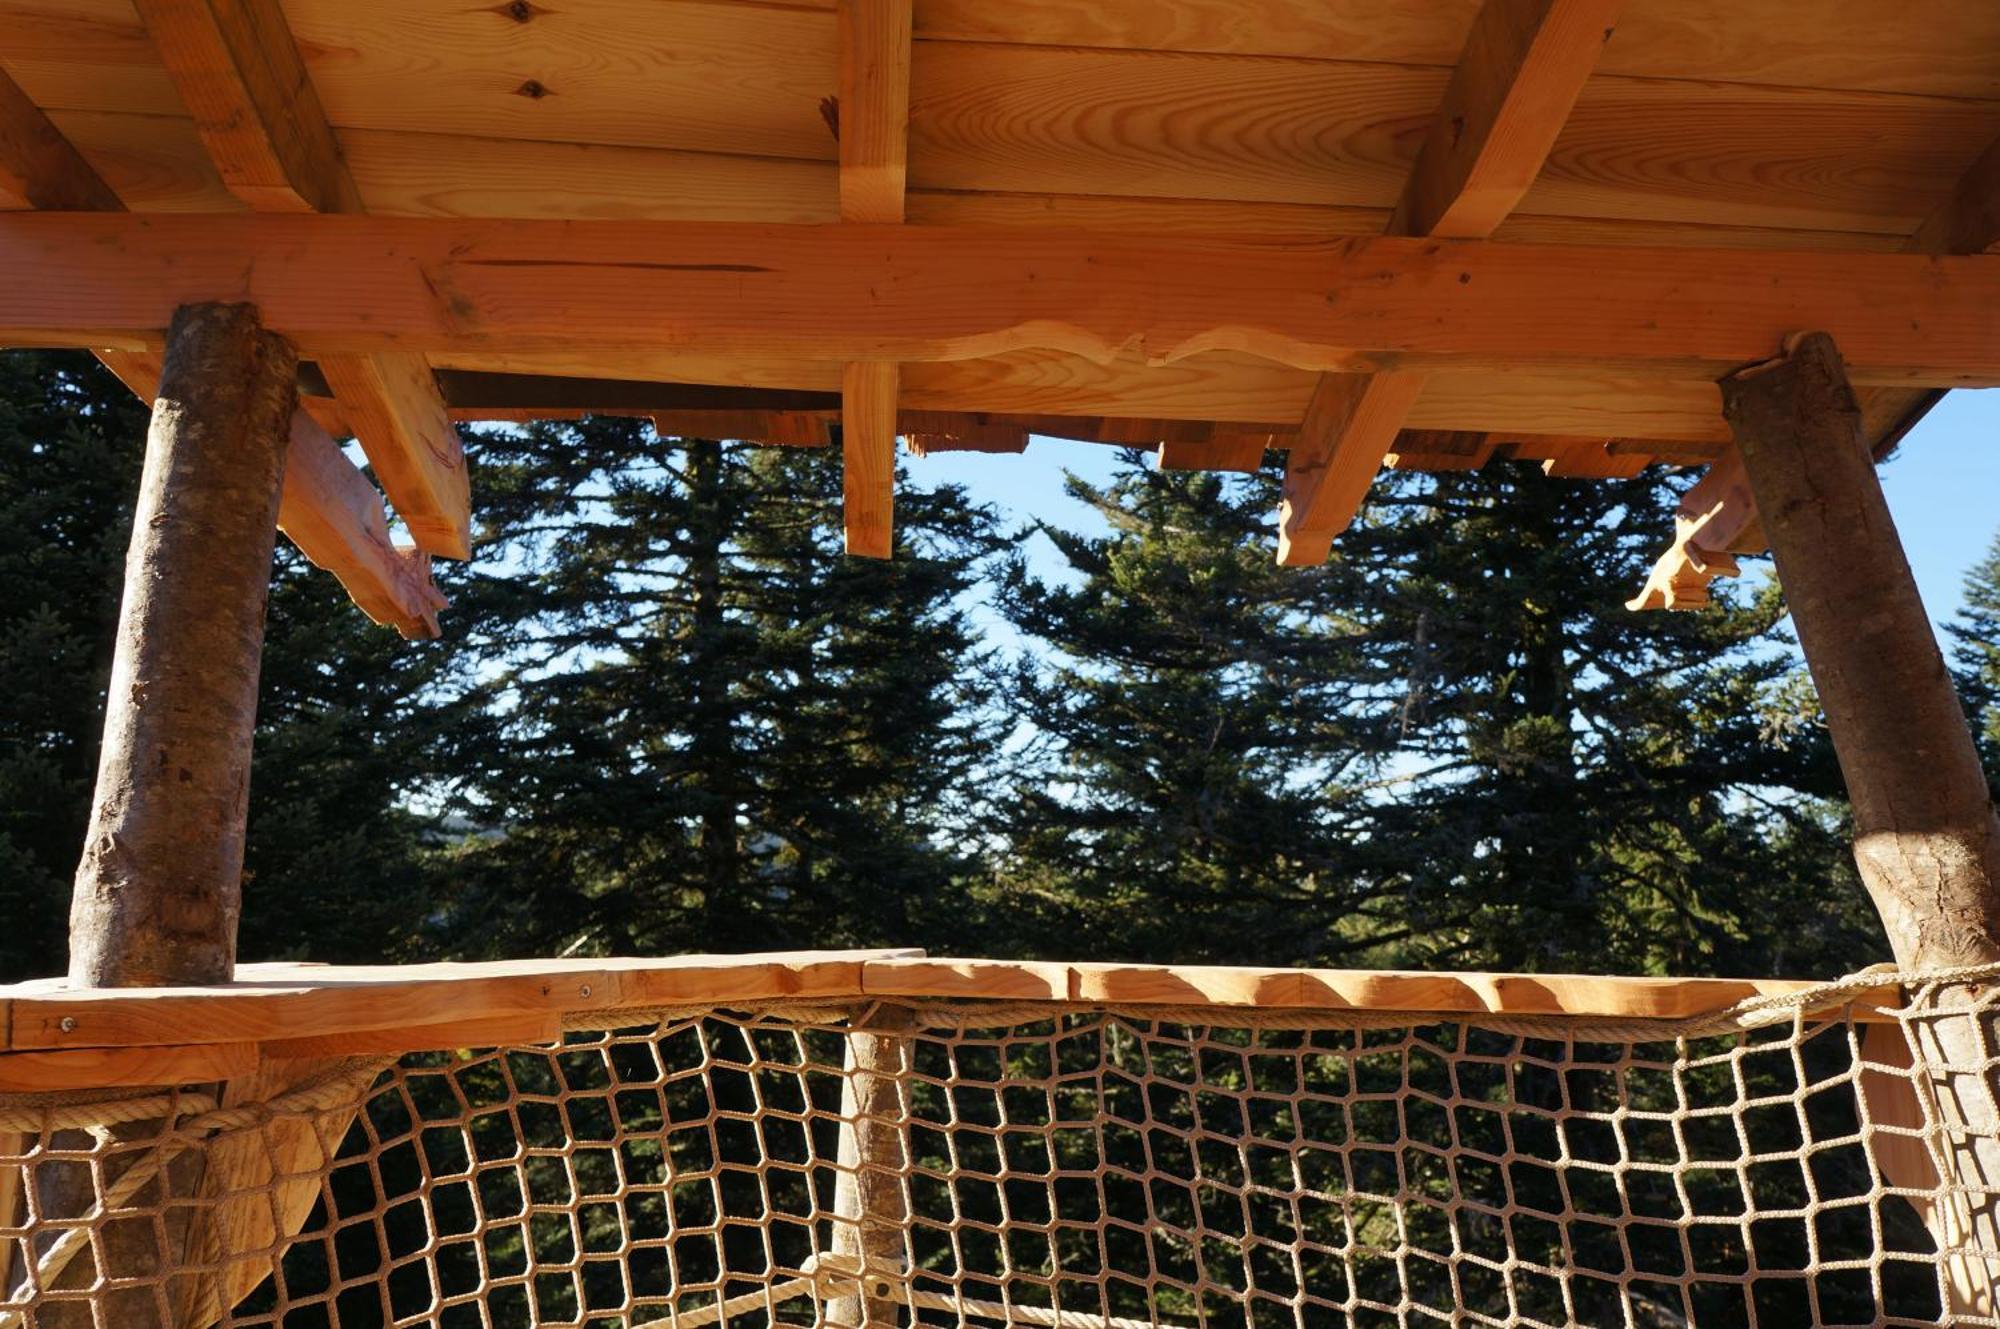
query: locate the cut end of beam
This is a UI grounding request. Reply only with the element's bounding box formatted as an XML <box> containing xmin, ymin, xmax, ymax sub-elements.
<box><xmin>317</xmin><ymin>353</ymin><xmax>472</xmax><ymax>560</ymax></box>
<box><xmin>842</xmin><ymin>361</ymin><xmax>898</xmax><ymax>558</ymax></box>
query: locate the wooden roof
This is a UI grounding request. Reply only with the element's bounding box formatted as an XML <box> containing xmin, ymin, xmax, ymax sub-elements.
<box><xmin>3</xmin><ymin>0</ymin><xmax>1998</xmax><ymax>627</ymax></box>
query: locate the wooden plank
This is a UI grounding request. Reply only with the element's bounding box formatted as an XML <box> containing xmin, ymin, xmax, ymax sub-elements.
<box><xmin>130</xmin><ymin>0</ymin><xmax>362</xmax><ymax>214</ymax></box>
<box><xmin>1541</xmin><ymin>438</ymin><xmax>1647</xmax><ymax>478</ymax></box>
<box><xmin>910</xmin><ymin>1</ymin><xmax>2000</xmax><ymax>100</ymax></box>
<box><xmin>314</xmin><ymin>353</ymin><xmax>471</xmax><ymax>560</ymax></box>
<box><xmin>906</xmin><ymin>40</ymin><xmax>1996</xmax><ymax>235</ymax></box>
<box><xmin>0</xmin><ymin>63</ymin><xmax>124</xmax><ymax>209</ymax></box>
<box><xmin>95</xmin><ymin>350</ymin><xmax>448</xmax><ymax>639</ymax></box>
<box><xmin>5</xmin><ymin>951</ymin><xmax>918</xmax><ymax>1051</ymax></box>
<box><xmin>1281</xmin><ymin>0</ymin><xmax>1620</xmax><ymax>564</ymax></box>
<box><xmin>1390</xmin><ymin>0</ymin><xmax>1623</xmax><ymax>240</ymax></box>
<box><xmin>0</xmin><ymin>952</ymin><xmax>1909</xmax><ymax>1054</ymax></box>
<box><xmin>1157</xmin><ymin>434</ymin><xmax>1269</xmax><ymax>472</ymax></box>
<box><xmin>0</xmin><ymin>1041</ymin><xmax>257</xmax><ymax>1091</ymax></box>
<box><xmin>841</xmin><ymin>361</ymin><xmax>898</xmax><ymax>557</ymax></box>
<box><xmin>7</xmin><ymin>217</ymin><xmax>2000</xmax><ymax>384</ymax></box>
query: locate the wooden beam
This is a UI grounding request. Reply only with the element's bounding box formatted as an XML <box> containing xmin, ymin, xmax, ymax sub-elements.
<box><xmin>1278</xmin><ymin>371</ymin><xmax>1427</xmax><ymax>564</ymax></box>
<box><xmin>836</xmin><ymin>0</ymin><xmax>913</xmax><ymax>558</ymax></box>
<box><xmin>837</xmin><ymin>0</ymin><xmax>912</xmax><ymax>227</ymax></box>
<box><xmin>1279</xmin><ymin>0</ymin><xmax>1622</xmax><ymax>564</ymax></box>
<box><xmin>129</xmin><ymin>0</ymin><xmax>361</xmax><ymax>215</ymax></box>
<box><xmin>1633</xmin><ymin>126</ymin><xmax>2000</xmax><ymax>610</ymax></box>
<box><xmin>315</xmin><ymin>353</ymin><xmax>470</xmax><ymax>559</ymax></box>
<box><xmin>96</xmin><ymin>351</ymin><xmax>446</xmax><ymax>639</ymax></box>
<box><xmin>132</xmin><ymin>0</ymin><xmax>470</xmax><ymax>559</ymax></box>
<box><xmin>1389</xmin><ymin>0</ymin><xmax>1625</xmax><ymax>242</ymax></box>
<box><xmin>841</xmin><ymin>361</ymin><xmax>898</xmax><ymax>557</ymax></box>
<box><xmin>0</xmin><ymin>65</ymin><xmax>123</xmax><ymax>210</ymax></box>
<box><xmin>6</xmin><ymin>217</ymin><xmax>1999</xmax><ymax>383</ymax></box>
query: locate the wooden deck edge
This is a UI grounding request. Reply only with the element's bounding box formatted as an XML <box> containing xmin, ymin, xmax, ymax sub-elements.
<box><xmin>0</xmin><ymin>954</ymin><xmax>1905</xmax><ymax>1074</ymax></box>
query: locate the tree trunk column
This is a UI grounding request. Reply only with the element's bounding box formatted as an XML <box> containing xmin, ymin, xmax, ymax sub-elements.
<box><xmin>1723</xmin><ymin>331</ymin><xmax>2000</xmax><ymax>1314</ymax></box>
<box><xmin>824</xmin><ymin>1004</ymin><xmax>914</xmax><ymax>1327</ymax></box>
<box><xmin>68</xmin><ymin>302</ymin><xmax>297</xmax><ymax>988</ymax></box>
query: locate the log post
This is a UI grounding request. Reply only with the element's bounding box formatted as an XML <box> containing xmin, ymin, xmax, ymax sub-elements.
<box><xmin>1723</xmin><ymin>330</ymin><xmax>2000</xmax><ymax>1313</ymax></box>
<box><xmin>68</xmin><ymin>302</ymin><xmax>297</xmax><ymax>987</ymax></box>
<box><xmin>31</xmin><ymin>302</ymin><xmax>296</xmax><ymax>1328</ymax></box>
<box><xmin>823</xmin><ymin>1004</ymin><xmax>915</xmax><ymax>1328</ymax></box>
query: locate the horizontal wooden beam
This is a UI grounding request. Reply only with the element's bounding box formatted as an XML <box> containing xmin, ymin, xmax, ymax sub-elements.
<box><xmin>0</xmin><ymin>952</ymin><xmax>1903</xmax><ymax>1057</ymax></box>
<box><xmin>5</xmin><ymin>216</ymin><xmax>1997</xmax><ymax>385</ymax></box>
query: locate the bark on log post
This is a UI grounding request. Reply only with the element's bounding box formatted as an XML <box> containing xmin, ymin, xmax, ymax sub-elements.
<box><xmin>32</xmin><ymin>303</ymin><xmax>296</xmax><ymax>1329</ymax></box>
<box><xmin>824</xmin><ymin>1004</ymin><xmax>915</xmax><ymax>1328</ymax></box>
<box><xmin>1723</xmin><ymin>330</ymin><xmax>2000</xmax><ymax>1313</ymax></box>
<box><xmin>68</xmin><ymin>302</ymin><xmax>297</xmax><ymax>988</ymax></box>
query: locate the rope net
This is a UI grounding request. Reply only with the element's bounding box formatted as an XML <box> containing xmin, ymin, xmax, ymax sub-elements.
<box><xmin>3</xmin><ymin>981</ymin><xmax>1999</xmax><ymax>1327</ymax></box>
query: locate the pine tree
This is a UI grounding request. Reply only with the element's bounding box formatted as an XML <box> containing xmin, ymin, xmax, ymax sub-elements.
<box><xmin>0</xmin><ymin>353</ymin><xmax>150</xmax><ymax>979</ymax></box>
<box><xmin>1351</xmin><ymin>465</ymin><xmax>1877</xmax><ymax>977</ymax></box>
<box><xmin>432</xmin><ymin>421</ymin><xmax>1008</xmax><ymax>958</ymax></box>
<box><xmin>993</xmin><ymin>453</ymin><xmax>1405</xmax><ymax>965</ymax></box>
<box><xmin>1949</xmin><ymin>530</ymin><xmax>2000</xmax><ymax>794</ymax></box>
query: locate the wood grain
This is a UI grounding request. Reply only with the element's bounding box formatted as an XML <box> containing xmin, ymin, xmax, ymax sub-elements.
<box><xmin>0</xmin><ymin>62</ymin><xmax>124</xmax><ymax>208</ymax></box>
<box><xmin>0</xmin><ymin>1041</ymin><xmax>257</xmax><ymax>1090</ymax></box>
<box><xmin>841</xmin><ymin>360</ymin><xmax>897</xmax><ymax>557</ymax></box>
<box><xmin>131</xmin><ymin>0</ymin><xmax>362</xmax><ymax>213</ymax></box>
<box><xmin>315</xmin><ymin>353</ymin><xmax>470</xmax><ymax>559</ymax></box>
<box><xmin>7</xmin><ymin>216</ymin><xmax>1996</xmax><ymax>385</ymax></box>
<box><xmin>1278</xmin><ymin>371</ymin><xmax>1427</xmax><ymax>564</ymax></box>
<box><xmin>285</xmin><ymin>0</ymin><xmax>837</xmax><ymax>162</ymax></box>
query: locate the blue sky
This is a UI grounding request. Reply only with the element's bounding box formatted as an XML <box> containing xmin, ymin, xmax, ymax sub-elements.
<box><xmin>911</xmin><ymin>391</ymin><xmax>1999</xmax><ymax>638</ymax></box>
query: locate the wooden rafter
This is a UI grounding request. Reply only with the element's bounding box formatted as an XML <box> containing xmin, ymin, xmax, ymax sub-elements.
<box><xmin>835</xmin><ymin>0</ymin><xmax>912</xmax><ymax>558</ymax></box>
<box><xmin>7</xmin><ymin>216</ymin><xmax>1998</xmax><ymax>384</ymax></box>
<box><xmin>133</xmin><ymin>0</ymin><xmax>471</xmax><ymax>559</ymax></box>
<box><xmin>1158</xmin><ymin>435</ymin><xmax>1272</xmax><ymax>473</ymax></box>
<box><xmin>95</xmin><ymin>351</ymin><xmax>446</xmax><ymax>639</ymax></box>
<box><xmin>1279</xmin><ymin>0</ymin><xmax>1624</xmax><ymax>565</ymax></box>
<box><xmin>1632</xmin><ymin>127</ymin><xmax>2000</xmax><ymax>611</ymax></box>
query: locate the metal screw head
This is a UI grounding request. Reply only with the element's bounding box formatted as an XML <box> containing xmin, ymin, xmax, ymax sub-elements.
<box><xmin>578</xmin><ymin>984</ymin><xmax>592</xmax><ymax>999</ymax></box>
<box><xmin>58</xmin><ymin>1017</ymin><xmax>77</xmax><ymax>1033</ymax></box>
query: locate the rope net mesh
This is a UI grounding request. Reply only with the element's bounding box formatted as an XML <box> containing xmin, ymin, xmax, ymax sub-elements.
<box><xmin>3</xmin><ymin>985</ymin><xmax>1999</xmax><ymax>1328</ymax></box>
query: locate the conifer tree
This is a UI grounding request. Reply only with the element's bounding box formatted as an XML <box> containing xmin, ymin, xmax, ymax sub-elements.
<box><xmin>433</xmin><ymin>421</ymin><xmax>1007</xmax><ymax>958</ymax></box>
<box><xmin>1949</xmin><ymin>529</ymin><xmax>2000</xmax><ymax>794</ymax></box>
<box><xmin>993</xmin><ymin>454</ymin><xmax>1406</xmax><ymax>964</ymax></box>
<box><xmin>1350</xmin><ymin>466</ymin><xmax>1876</xmax><ymax>976</ymax></box>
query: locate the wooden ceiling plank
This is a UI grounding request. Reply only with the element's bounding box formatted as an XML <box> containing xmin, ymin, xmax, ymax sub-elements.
<box><xmin>0</xmin><ymin>64</ymin><xmax>125</xmax><ymax>209</ymax></box>
<box><xmin>8</xmin><ymin>216</ymin><xmax>2000</xmax><ymax>384</ymax></box>
<box><xmin>95</xmin><ymin>349</ymin><xmax>447</xmax><ymax>638</ymax></box>
<box><xmin>1279</xmin><ymin>0</ymin><xmax>1622</xmax><ymax>565</ymax></box>
<box><xmin>1632</xmin><ymin>126</ymin><xmax>2000</xmax><ymax>611</ymax></box>
<box><xmin>133</xmin><ymin>0</ymin><xmax>471</xmax><ymax>560</ymax></box>
<box><xmin>837</xmin><ymin>0</ymin><xmax>912</xmax><ymax>557</ymax></box>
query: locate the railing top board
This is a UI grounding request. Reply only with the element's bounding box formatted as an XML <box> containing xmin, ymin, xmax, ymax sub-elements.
<box><xmin>0</xmin><ymin>952</ymin><xmax>1904</xmax><ymax>1058</ymax></box>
